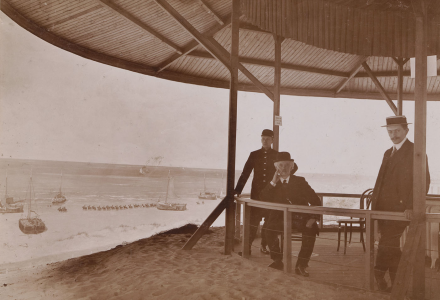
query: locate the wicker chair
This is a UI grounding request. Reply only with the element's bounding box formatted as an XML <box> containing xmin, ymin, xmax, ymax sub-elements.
<box><xmin>336</xmin><ymin>188</ymin><xmax>373</xmax><ymax>254</ymax></box>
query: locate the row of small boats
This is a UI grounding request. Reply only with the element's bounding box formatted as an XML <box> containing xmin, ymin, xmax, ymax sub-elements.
<box><xmin>82</xmin><ymin>203</ymin><xmax>156</xmax><ymax>210</ymax></box>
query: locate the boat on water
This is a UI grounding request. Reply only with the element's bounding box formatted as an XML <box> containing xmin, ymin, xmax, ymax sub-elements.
<box><xmin>19</xmin><ymin>173</ymin><xmax>46</xmax><ymax>234</ymax></box>
<box><xmin>0</xmin><ymin>173</ymin><xmax>24</xmax><ymax>214</ymax></box>
<box><xmin>52</xmin><ymin>171</ymin><xmax>67</xmax><ymax>204</ymax></box>
<box><xmin>157</xmin><ymin>171</ymin><xmax>186</xmax><ymax>211</ymax></box>
<box><xmin>198</xmin><ymin>173</ymin><xmax>217</xmax><ymax>200</ymax></box>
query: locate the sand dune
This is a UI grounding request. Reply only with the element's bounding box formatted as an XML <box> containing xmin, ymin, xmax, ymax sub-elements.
<box><xmin>0</xmin><ymin>225</ymin><xmax>387</xmax><ymax>300</ymax></box>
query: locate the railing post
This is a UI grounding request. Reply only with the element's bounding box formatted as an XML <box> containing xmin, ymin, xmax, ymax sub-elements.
<box><xmin>365</xmin><ymin>212</ymin><xmax>375</xmax><ymax>290</ymax></box>
<box><xmin>283</xmin><ymin>208</ymin><xmax>292</xmax><ymax>273</ymax></box>
<box><xmin>235</xmin><ymin>200</ymin><xmax>241</xmax><ymax>240</ymax></box>
<box><xmin>242</xmin><ymin>202</ymin><xmax>251</xmax><ymax>259</ymax></box>
<box><xmin>318</xmin><ymin>195</ymin><xmax>324</xmax><ymax>230</ymax></box>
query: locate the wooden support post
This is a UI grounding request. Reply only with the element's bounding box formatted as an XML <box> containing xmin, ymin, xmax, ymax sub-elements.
<box><xmin>412</xmin><ymin>1</ymin><xmax>428</xmax><ymax>298</ymax></box>
<box><xmin>242</xmin><ymin>202</ymin><xmax>251</xmax><ymax>259</ymax></box>
<box><xmin>362</xmin><ymin>62</ymin><xmax>398</xmax><ymax>115</ymax></box>
<box><xmin>397</xmin><ymin>58</ymin><xmax>404</xmax><ymax>115</ymax></box>
<box><xmin>318</xmin><ymin>195</ymin><xmax>324</xmax><ymax>230</ymax></box>
<box><xmin>235</xmin><ymin>201</ymin><xmax>241</xmax><ymax>240</ymax></box>
<box><xmin>273</xmin><ymin>34</ymin><xmax>283</xmax><ymax>151</ymax></box>
<box><xmin>365</xmin><ymin>212</ymin><xmax>375</xmax><ymax>290</ymax></box>
<box><xmin>283</xmin><ymin>209</ymin><xmax>292</xmax><ymax>273</ymax></box>
<box><xmin>224</xmin><ymin>0</ymin><xmax>240</xmax><ymax>255</ymax></box>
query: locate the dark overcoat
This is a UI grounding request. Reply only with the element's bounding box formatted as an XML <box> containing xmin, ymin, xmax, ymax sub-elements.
<box><xmin>259</xmin><ymin>175</ymin><xmax>321</xmax><ymax>231</ymax></box>
<box><xmin>371</xmin><ymin>139</ymin><xmax>430</xmax><ymax>212</ymax></box>
<box><xmin>234</xmin><ymin>148</ymin><xmax>278</xmax><ymax>200</ymax></box>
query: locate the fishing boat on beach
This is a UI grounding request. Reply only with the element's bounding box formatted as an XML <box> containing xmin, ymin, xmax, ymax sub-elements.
<box><xmin>198</xmin><ymin>173</ymin><xmax>217</xmax><ymax>200</ymax></box>
<box><xmin>52</xmin><ymin>171</ymin><xmax>67</xmax><ymax>204</ymax></box>
<box><xmin>157</xmin><ymin>171</ymin><xmax>186</xmax><ymax>211</ymax></box>
<box><xmin>0</xmin><ymin>173</ymin><xmax>24</xmax><ymax>214</ymax></box>
<box><xmin>19</xmin><ymin>173</ymin><xmax>46</xmax><ymax>234</ymax></box>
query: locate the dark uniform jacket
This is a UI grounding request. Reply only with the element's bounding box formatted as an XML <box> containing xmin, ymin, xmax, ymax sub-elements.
<box><xmin>235</xmin><ymin>148</ymin><xmax>278</xmax><ymax>200</ymax></box>
<box><xmin>260</xmin><ymin>175</ymin><xmax>321</xmax><ymax>231</ymax></box>
<box><xmin>372</xmin><ymin>139</ymin><xmax>430</xmax><ymax>212</ymax></box>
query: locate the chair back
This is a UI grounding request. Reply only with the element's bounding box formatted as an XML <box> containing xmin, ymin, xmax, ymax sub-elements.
<box><xmin>360</xmin><ymin>188</ymin><xmax>374</xmax><ymax>210</ymax></box>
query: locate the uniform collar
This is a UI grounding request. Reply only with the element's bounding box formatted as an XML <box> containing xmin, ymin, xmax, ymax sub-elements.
<box><xmin>261</xmin><ymin>147</ymin><xmax>272</xmax><ymax>153</ymax></box>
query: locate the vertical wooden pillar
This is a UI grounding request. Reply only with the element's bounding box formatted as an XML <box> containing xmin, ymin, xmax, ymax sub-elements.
<box><xmin>235</xmin><ymin>201</ymin><xmax>241</xmax><ymax>240</ymax></box>
<box><xmin>273</xmin><ymin>34</ymin><xmax>283</xmax><ymax>151</ymax></box>
<box><xmin>224</xmin><ymin>0</ymin><xmax>240</xmax><ymax>255</ymax></box>
<box><xmin>365</xmin><ymin>212</ymin><xmax>375</xmax><ymax>290</ymax></box>
<box><xmin>412</xmin><ymin>1</ymin><xmax>428</xmax><ymax>298</ymax></box>
<box><xmin>397</xmin><ymin>58</ymin><xmax>404</xmax><ymax>116</ymax></box>
<box><xmin>283</xmin><ymin>208</ymin><xmax>292</xmax><ymax>273</ymax></box>
<box><xmin>242</xmin><ymin>203</ymin><xmax>251</xmax><ymax>258</ymax></box>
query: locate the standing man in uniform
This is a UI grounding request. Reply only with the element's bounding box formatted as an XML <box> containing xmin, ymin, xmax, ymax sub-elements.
<box><xmin>234</xmin><ymin>129</ymin><xmax>278</xmax><ymax>254</ymax></box>
<box><xmin>372</xmin><ymin>115</ymin><xmax>430</xmax><ymax>292</ymax></box>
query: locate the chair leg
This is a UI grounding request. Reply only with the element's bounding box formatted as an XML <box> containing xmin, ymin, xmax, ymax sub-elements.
<box><xmin>337</xmin><ymin>224</ymin><xmax>341</xmax><ymax>252</ymax></box>
<box><xmin>349</xmin><ymin>223</ymin><xmax>353</xmax><ymax>244</ymax></box>
<box><xmin>344</xmin><ymin>224</ymin><xmax>348</xmax><ymax>254</ymax></box>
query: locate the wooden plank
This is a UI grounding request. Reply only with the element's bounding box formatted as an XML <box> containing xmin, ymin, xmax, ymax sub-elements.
<box><xmin>329</xmin><ymin>2</ymin><xmax>335</xmax><ymax>51</ymax></box>
<box><xmin>339</xmin><ymin>5</ymin><xmax>347</xmax><ymax>53</ymax></box>
<box><xmin>297</xmin><ymin>0</ymin><xmax>303</xmax><ymax>41</ymax></box>
<box><xmin>235</xmin><ymin>202</ymin><xmax>241</xmax><ymax>240</ymax></box>
<box><xmin>196</xmin><ymin>0</ymin><xmax>224</xmax><ymax>25</ymax></box>
<box><xmin>345</xmin><ymin>7</ymin><xmax>353</xmax><ymax>54</ymax></box>
<box><xmin>335</xmin><ymin>56</ymin><xmax>367</xmax><ymax>93</ymax></box>
<box><xmin>45</xmin><ymin>4</ymin><xmax>103</xmax><ymax>30</ymax></box>
<box><xmin>324</xmin><ymin>1</ymin><xmax>330</xmax><ymax>49</ymax></box>
<box><xmin>352</xmin><ymin>9</ymin><xmax>360</xmax><ymax>55</ymax></box>
<box><xmin>273</xmin><ymin>34</ymin><xmax>282</xmax><ymax>151</ymax></box>
<box><xmin>362</xmin><ymin>62</ymin><xmax>398</xmax><ymax>114</ymax></box>
<box><xmin>96</xmin><ymin>0</ymin><xmax>183</xmax><ymax>54</ymax></box>
<box><xmin>283</xmin><ymin>209</ymin><xmax>292</xmax><ymax>273</ymax></box>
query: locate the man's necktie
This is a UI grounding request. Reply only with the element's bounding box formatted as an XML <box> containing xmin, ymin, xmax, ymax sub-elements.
<box><xmin>390</xmin><ymin>147</ymin><xmax>396</xmax><ymax>157</ymax></box>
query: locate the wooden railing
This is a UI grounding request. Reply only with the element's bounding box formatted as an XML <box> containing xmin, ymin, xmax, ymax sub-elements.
<box><xmin>234</xmin><ymin>193</ymin><xmax>440</xmax><ymax>290</ymax></box>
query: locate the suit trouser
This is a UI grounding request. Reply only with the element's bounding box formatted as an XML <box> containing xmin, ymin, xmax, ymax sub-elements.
<box><xmin>375</xmin><ymin>220</ymin><xmax>409</xmax><ymax>284</ymax></box>
<box><xmin>266</xmin><ymin>220</ymin><xmax>317</xmax><ymax>268</ymax></box>
<box><xmin>248</xmin><ymin>207</ymin><xmax>269</xmax><ymax>250</ymax></box>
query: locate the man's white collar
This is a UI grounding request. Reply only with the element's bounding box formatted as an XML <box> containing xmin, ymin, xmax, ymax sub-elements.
<box><xmin>393</xmin><ymin>137</ymin><xmax>407</xmax><ymax>151</ymax></box>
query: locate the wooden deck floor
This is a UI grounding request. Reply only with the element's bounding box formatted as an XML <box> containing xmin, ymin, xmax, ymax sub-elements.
<box><xmin>235</xmin><ymin>232</ymin><xmax>440</xmax><ymax>299</ymax></box>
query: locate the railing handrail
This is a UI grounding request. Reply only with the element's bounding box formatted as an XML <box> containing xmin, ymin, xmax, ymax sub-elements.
<box><xmin>235</xmin><ymin>196</ymin><xmax>440</xmax><ymax>222</ymax></box>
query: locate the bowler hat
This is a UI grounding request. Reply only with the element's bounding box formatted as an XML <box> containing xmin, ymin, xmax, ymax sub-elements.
<box><xmin>381</xmin><ymin>116</ymin><xmax>412</xmax><ymax>127</ymax></box>
<box><xmin>274</xmin><ymin>152</ymin><xmax>294</xmax><ymax>162</ymax></box>
<box><xmin>261</xmin><ymin>129</ymin><xmax>274</xmax><ymax>137</ymax></box>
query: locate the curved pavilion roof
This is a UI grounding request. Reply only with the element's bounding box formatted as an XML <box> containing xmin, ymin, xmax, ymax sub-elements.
<box><xmin>2</xmin><ymin>0</ymin><xmax>439</xmax><ymax>101</ymax></box>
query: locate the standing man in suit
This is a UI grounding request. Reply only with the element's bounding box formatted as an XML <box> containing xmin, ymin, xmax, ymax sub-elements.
<box><xmin>234</xmin><ymin>129</ymin><xmax>278</xmax><ymax>255</ymax></box>
<box><xmin>260</xmin><ymin>152</ymin><xmax>320</xmax><ymax>276</ymax></box>
<box><xmin>372</xmin><ymin>115</ymin><xmax>430</xmax><ymax>292</ymax></box>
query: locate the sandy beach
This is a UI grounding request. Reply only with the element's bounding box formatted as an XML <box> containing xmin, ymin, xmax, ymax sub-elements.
<box><xmin>0</xmin><ymin>224</ymin><xmax>388</xmax><ymax>300</ymax></box>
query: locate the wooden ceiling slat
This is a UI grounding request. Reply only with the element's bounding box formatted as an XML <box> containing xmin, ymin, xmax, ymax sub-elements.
<box><xmin>345</xmin><ymin>6</ymin><xmax>353</xmax><ymax>54</ymax></box>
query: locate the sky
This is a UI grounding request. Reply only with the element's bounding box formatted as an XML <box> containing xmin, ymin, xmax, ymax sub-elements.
<box><xmin>1</xmin><ymin>11</ymin><xmax>439</xmax><ymax>178</ymax></box>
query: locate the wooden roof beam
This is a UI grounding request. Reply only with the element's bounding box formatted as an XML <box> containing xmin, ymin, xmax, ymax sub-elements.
<box><xmin>362</xmin><ymin>62</ymin><xmax>398</xmax><ymax>115</ymax></box>
<box><xmin>196</xmin><ymin>0</ymin><xmax>224</xmax><ymax>25</ymax></box>
<box><xmin>96</xmin><ymin>0</ymin><xmax>183</xmax><ymax>55</ymax></box>
<box><xmin>187</xmin><ymin>51</ymin><xmax>348</xmax><ymax>77</ymax></box>
<box><xmin>153</xmin><ymin>0</ymin><xmax>274</xmax><ymax>101</ymax></box>
<box><xmin>334</xmin><ymin>56</ymin><xmax>368</xmax><ymax>93</ymax></box>
<box><xmin>157</xmin><ymin>15</ymin><xmax>232</xmax><ymax>73</ymax></box>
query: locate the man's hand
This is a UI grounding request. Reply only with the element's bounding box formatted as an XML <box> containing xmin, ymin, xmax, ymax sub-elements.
<box><xmin>404</xmin><ymin>209</ymin><xmax>413</xmax><ymax>220</ymax></box>
<box><xmin>306</xmin><ymin>219</ymin><xmax>316</xmax><ymax>228</ymax></box>
<box><xmin>271</xmin><ymin>167</ymin><xmax>282</xmax><ymax>184</ymax></box>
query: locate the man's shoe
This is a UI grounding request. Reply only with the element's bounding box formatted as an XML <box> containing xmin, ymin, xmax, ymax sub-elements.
<box><xmin>268</xmin><ymin>260</ymin><xmax>284</xmax><ymax>271</ymax></box>
<box><xmin>375</xmin><ymin>277</ymin><xmax>388</xmax><ymax>291</ymax></box>
<box><xmin>295</xmin><ymin>265</ymin><xmax>310</xmax><ymax>277</ymax></box>
<box><xmin>260</xmin><ymin>246</ymin><xmax>270</xmax><ymax>255</ymax></box>
<box><xmin>237</xmin><ymin>250</ymin><xmax>251</xmax><ymax>256</ymax></box>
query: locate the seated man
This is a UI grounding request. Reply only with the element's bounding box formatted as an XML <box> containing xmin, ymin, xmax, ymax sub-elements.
<box><xmin>260</xmin><ymin>152</ymin><xmax>320</xmax><ymax>276</ymax></box>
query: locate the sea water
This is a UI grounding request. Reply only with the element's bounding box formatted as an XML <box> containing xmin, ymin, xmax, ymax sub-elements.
<box><xmin>0</xmin><ymin>158</ymin><xmax>404</xmax><ymax>268</ymax></box>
